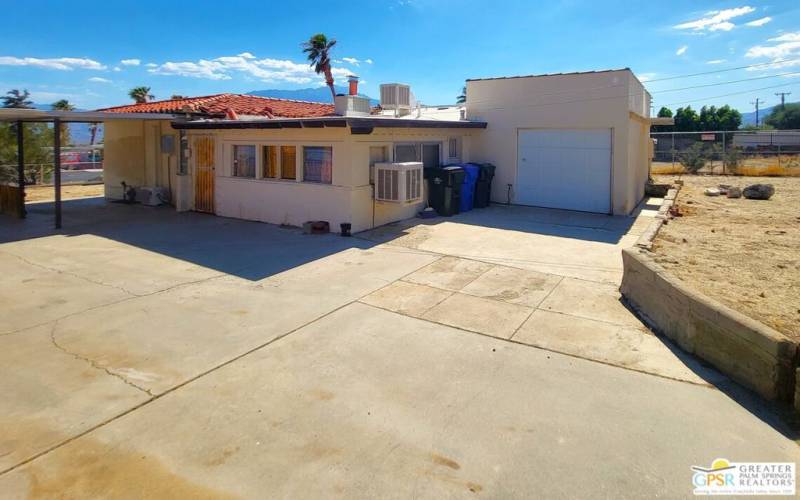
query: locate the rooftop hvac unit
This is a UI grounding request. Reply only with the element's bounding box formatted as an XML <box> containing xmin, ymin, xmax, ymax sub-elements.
<box><xmin>374</xmin><ymin>162</ymin><xmax>423</xmax><ymax>203</ymax></box>
<box><xmin>380</xmin><ymin>83</ymin><xmax>413</xmax><ymax>112</ymax></box>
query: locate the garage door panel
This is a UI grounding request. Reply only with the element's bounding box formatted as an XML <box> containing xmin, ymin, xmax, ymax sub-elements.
<box><xmin>517</xmin><ymin>129</ymin><xmax>611</xmax><ymax>213</ymax></box>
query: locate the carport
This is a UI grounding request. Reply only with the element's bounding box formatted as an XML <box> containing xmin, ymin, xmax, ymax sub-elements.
<box><xmin>0</xmin><ymin>108</ymin><xmax>173</xmax><ymax>228</ymax></box>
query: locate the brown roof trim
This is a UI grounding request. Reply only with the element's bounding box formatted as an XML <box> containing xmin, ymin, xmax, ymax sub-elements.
<box><xmin>171</xmin><ymin>117</ymin><xmax>487</xmax><ymax>131</ymax></box>
<box><xmin>466</xmin><ymin>68</ymin><xmax>632</xmax><ymax>82</ymax></box>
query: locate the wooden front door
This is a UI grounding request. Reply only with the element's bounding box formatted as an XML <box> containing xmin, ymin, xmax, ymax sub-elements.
<box><xmin>194</xmin><ymin>136</ymin><xmax>215</xmax><ymax>213</ymax></box>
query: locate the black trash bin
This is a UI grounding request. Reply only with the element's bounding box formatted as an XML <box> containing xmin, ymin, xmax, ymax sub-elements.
<box><xmin>474</xmin><ymin>163</ymin><xmax>496</xmax><ymax>208</ymax></box>
<box><xmin>427</xmin><ymin>166</ymin><xmax>465</xmax><ymax>217</ymax></box>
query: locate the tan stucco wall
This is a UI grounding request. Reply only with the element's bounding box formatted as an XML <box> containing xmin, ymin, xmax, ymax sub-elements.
<box><xmin>103</xmin><ymin>120</ymin><xmax>178</xmax><ymax>201</ymax></box>
<box><xmin>103</xmin><ymin>120</ymin><xmax>146</xmax><ymax>199</ymax></box>
<box><xmin>465</xmin><ymin>69</ymin><xmax>650</xmax><ymax>214</ymax></box>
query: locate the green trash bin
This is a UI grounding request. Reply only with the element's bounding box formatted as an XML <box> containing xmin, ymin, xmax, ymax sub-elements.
<box><xmin>428</xmin><ymin>166</ymin><xmax>465</xmax><ymax>216</ymax></box>
<box><xmin>474</xmin><ymin>163</ymin><xmax>496</xmax><ymax>208</ymax></box>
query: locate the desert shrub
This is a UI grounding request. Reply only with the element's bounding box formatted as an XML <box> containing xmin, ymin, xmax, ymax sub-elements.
<box><xmin>723</xmin><ymin>147</ymin><xmax>742</xmax><ymax>173</ymax></box>
<box><xmin>678</xmin><ymin>143</ymin><xmax>708</xmax><ymax>174</ymax></box>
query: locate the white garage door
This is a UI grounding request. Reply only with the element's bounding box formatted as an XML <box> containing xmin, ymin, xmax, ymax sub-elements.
<box><xmin>516</xmin><ymin>129</ymin><xmax>612</xmax><ymax>213</ymax></box>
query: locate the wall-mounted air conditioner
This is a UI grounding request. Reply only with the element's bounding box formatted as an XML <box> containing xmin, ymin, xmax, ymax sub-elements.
<box><xmin>380</xmin><ymin>83</ymin><xmax>413</xmax><ymax>114</ymax></box>
<box><xmin>374</xmin><ymin>162</ymin><xmax>423</xmax><ymax>203</ymax></box>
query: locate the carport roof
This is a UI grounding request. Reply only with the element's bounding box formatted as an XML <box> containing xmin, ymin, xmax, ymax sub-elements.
<box><xmin>466</xmin><ymin>68</ymin><xmax>632</xmax><ymax>82</ymax></box>
<box><xmin>0</xmin><ymin>108</ymin><xmax>174</xmax><ymax>123</ymax></box>
<box><xmin>171</xmin><ymin>116</ymin><xmax>487</xmax><ymax>132</ymax></box>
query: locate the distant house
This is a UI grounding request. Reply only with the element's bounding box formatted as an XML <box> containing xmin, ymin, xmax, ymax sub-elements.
<box><xmin>97</xmin><ymin>69</ymin><xmax>653</xmax><ymax>232</ymax></box>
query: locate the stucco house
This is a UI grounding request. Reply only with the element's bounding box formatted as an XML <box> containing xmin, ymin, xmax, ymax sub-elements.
<box><xmin>98</xmin><ymin>68</ymin><xmax>652</xmax><ymax>232</ymax></box>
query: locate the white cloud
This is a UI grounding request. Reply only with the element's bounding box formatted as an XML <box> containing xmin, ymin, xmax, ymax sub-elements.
<box><xmin>88</xmin><ymin>77</ymin><xmax>111</xmax><ymax>83</ymax></box>
<box><xmin>745</xmin><ymin>31</ymin><xmax>800</xmax><ymax>69</ymax></box>
<box><xmin>364</xmin><ymin>58</ymin><xmax>373</xmax><ymax>64</ymax></box>
<box><xmin>342</xmin><ymin>57</ymin><xmax>360</xmax><ymax>66</ymax></box>
<box><xmin>745</xmin><ymin>16</ymin><xmax>772</xmax><ymax>27</ymax></box>
<box><xmin>676</xmin><ymin>45</ymin><xmax>688</xmax><ymax>56</ymax></box>
<box><xmin>148</xmin><ymin>53</ymin><xmax>351</xmax><ymax>84</ymax></box>
<box><xmin>706</xmin><ymin>59</ymin><xmax>726</xmax><ymax>64</ymax></box>
<box><xmin>674</xmin><ymin>6</ymin><xmax>755</xmax><ymax>32</ymax></box>
<box><xmin>120</xmin><ymin>58</ymin><xmax>140</xmax><ymax>66</ymax></box>
<box><xmin>0</xmin><ymin>56</ymin><xmax>106</xmax><ymax>71</ymax></box>
<box><xmin>637</xmin><ymin>72</ymin><xmax>657</xmax><ymax>82</ymax></box>
<box><xmin>145</xmin><ymin>63</ymin><xmax>157</xmax><ymax>68</ymax></box>
<box><xmin>113</xmin><ymin>66</ymin><xmax>122</xmax><ymax>72</ymax></box>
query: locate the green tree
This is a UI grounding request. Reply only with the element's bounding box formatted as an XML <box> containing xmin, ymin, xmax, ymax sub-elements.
<box><xmin>0</xmin><ymin>122</ymin><xmax>54</xmax><ymax>183</ymax></box>
<box><xmin>51</xmin><ymin>99</ymin><xmax>75</xmax><ymax>146</ymax></box>
<box><xmin>2</xmin><ymin>89</ymin><xmax>34</xmax><ymax>108</ymax></box>
<box><xmin>674</xmin><ymin>106</ymin><xmax>699</xmax><ymax>131</ymax></box>
<box><xmin>657</xmin><ymin>106</ymin><xmax>673</xmax><ymax>118</ymax></box>
<box><xmin>128</xmin><ymin>86</ymin><xmax>154</xmax><ymax>104</ymax></box>
<box><xmin>715</xmin><ymin>105</ymin><xmax>741</xmax><ymax>131</ymax></box>
<box><xmin>302</xmin><ymin>34</ymin><xmax>337</xmax><ymax>102</ymax></box>
<box><xmin>456</xmin><ymin>86</ymin><xmax>466</xmax><ymax>104</ymax></box>
<box><xmin>764</xmin><ymin>103</ymin><xmax>800</xmax><ymax>129</ymax></box>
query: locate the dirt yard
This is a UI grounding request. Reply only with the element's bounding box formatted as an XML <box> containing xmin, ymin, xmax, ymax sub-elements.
<box><xmin>651</xmin><ymin>175</ymin><xmax>800</xmax><ymax>341</ymax></box>
<box><xmin>25</xmin><ymin>183</ymin><xmax>104</xmax><ymax>203</ymax></box>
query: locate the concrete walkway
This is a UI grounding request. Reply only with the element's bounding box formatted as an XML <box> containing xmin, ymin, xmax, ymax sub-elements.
<box><xmin>0</xmin><ymin>199</ymin><xmax>797</xmax><ymax>498</ymax></box>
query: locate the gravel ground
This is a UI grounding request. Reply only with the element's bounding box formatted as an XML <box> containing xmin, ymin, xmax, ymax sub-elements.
<box><xmin>651</xmin><ymin>175</ymin><xmax>800</xmax><ymax>341</ymax></box>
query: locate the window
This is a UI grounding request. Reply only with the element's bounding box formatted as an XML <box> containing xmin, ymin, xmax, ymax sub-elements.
<box><xmin>233</xmin><ymin>145</ymin><xmax>256</xmax><ymax>178</ymax></box>
<box><xmin>369</xmin><ymin>145</ymin><xmax>388</xmax><ymax>184</ymax></box>
<box><xmin>263</xmin><ymin>145</ymin><xmax>278</xmax><ymax>178</ymax></box>
<box><xmin>281</xmin><ymin>146</ymin><xmax>296</xmax><ymax>180</ymax></box>
<box><xmin>448</xmin><ymin>137</ymin><xmax>460</xmax><ymax>159</ymax></box>
<box><xmin>303</xmin><ymin>146</ymin><xmax>332</xmax><ymax>184</ymax></box>
<box><xmin>394</xmin><ymin>144</ymin><xmax>419</xmax><ymax>163</ymax></box>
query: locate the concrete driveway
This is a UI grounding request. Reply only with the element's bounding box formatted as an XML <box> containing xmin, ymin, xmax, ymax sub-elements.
<box><xmin>1</xmin><ymin>199</ymin><xmax>797</xmax><ymax>498</ymax></box>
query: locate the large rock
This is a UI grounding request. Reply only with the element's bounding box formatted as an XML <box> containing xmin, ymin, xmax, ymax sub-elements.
<box><xmin>727</xmin><ymin>186</ymin><xmax>742</xmax><ymax>199</ymax></box>
<box><xmin>743</xmin><ymin>184</ymin><xmax>775</xmax><ymax>200</ymax></box>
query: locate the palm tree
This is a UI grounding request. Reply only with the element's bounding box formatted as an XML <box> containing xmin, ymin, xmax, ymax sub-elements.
<box><xmin>128</xmin><ymin>86</ymin><xmax>154</xmax><ymax>104</ymax></box>
<box><xmin>2</xmin><ymin>89</ymin><xmax>34</xmax><ymax>108</ymax></box>
<box><xmin>302</xmin><ymin>34</ymin><xmax>337</xmax><ymax>101</ymax></box>
<box><xmin>456</xmin><ymin>86</ymin><xmax>466</xmax><ymax>104</ymax></box>
<box><xmin>51</xmin><ymin>99</ymin><xmax>75</xmax><ymax>112</ymax></box>
<box><xmin>51</xmin><ymin>99</ymin><xmax>75</xmax><ymax>145</ymax></box>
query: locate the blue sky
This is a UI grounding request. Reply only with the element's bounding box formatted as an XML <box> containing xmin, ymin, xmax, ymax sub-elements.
<box><xmin>0</xmin><ymin>0</ymin><xmax>798</xmax><ymax>113</ymax></box>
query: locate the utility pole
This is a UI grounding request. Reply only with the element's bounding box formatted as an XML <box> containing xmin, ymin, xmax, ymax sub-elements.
<box><xmin>774</xmin><ymin>92</ymin><xmax>791</xmax><ymax>109</ymax></box>
<box><xmin>751</xmin><ymin>98</ymin><xmax>763</xmax><ymax>126</ymax></box>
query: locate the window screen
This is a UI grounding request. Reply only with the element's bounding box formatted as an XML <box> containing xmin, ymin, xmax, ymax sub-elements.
<box><xmin>263</xmin><ymin>145</ymin><xmax>278</xmax><ymax>178</ymax></box>
<box><xmin>394</xmin><ymin>144</ymin><xmax>419</xmax><ymax>163</ymax></box>
<box><xmin>233</xmin><ymin>145</ymin><xmax>256</xmax><ymax>178</ymax></box>
<box><xmin>369</xmin><ymin>145</ymin><xmax>388</xmax><ymax>184</ymax></box>
<box><xmin>303</xmin><ymin>146</ymin><xmax>332</xmax><ymax>184</ymax></box>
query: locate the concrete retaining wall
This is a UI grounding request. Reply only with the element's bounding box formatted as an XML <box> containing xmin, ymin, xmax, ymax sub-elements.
<box><xmin>621</xmin><ymin>248</ymin><xmax>797</xmax><ymax>403</ymax></box>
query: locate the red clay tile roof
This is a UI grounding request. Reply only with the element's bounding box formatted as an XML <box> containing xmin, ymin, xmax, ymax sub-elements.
<box><xmin>97</xmin><ymin>93</ymin><xmax>335</xmax><ymax>118</ymax></box>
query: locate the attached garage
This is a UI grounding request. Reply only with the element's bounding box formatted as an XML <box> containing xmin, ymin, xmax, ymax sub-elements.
<box><xmin>465</xmin><ymin>69</ymin><xmax>652</xmax><ymax>215</ymax></box>
<box><xmin>516</xmin><ymin>129</ymin><xmax>612</xmax><ymax>213</ymax></box>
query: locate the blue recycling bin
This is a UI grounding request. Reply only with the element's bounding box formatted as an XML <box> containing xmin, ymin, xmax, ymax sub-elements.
<box><xmin>459</xmin><ymin>163</ymin><xmax>480</xmax><ymax>213</ymax></box>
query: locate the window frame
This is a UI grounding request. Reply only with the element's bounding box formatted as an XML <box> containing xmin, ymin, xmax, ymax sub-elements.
<box><xmin>232</xmin><ymin>144</ymin><xmax>257</xmax><ymax>178</ymax></box>
<box><xmin>302</xmin><ymin>145</ymin><xmax>334</xmax><ymax>184</ymax></box>
<box><xmin>394</xmin><ymin>141</ymin><xmax>443</xmax><ymax>168</ymax></box>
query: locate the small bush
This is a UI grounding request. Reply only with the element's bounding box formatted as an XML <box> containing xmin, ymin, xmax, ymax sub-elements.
<box><xmin>679</xmin><ymin>143</ymin><xmax>708</xmax><ymax>174</ymax></box>
<box><xmin>723</xmin><ymin>147</ymin><xmax>742</xmax><ymax>174</ymax></box>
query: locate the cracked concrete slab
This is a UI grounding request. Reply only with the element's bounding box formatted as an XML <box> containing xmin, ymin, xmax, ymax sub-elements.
<box><xmin>2</xmin><ymin>303</ymin><xmax>797</xmax><ymax>499</ymax></box>
<box><xmin>422</xmin><ymin>292</ymin><xmax>533</xmax><ymax>339</ymax></box>
<box><xmin>460</xmin><ymin>265</ymin><xmax>562</xmax><ymax>308</ymax></box>
<box><xmin>360</xmin><ymin>280</ymin><xmax>452</xmax><ymax>317</ymax></box>
<box><xmin>0</xmin><ymin>253</ymin><xmax>132</xmax><ymax>334</ymax></box>
<box><xmin>0</xmin><ymin>325</ymin><xmax>149</xmax><ymax>471</ymax></box>
<box><xmin>538</xmin><ymin>277</ymin><xmax>644</xmax><ymax>327</ymax></box>
<box><xmin>46</xmin><ymin>246</ymin><xmax>438</xmax><ymax>396</ymax></box>
<box><xmin>403</xmin><ymin>256</ymin><xmax>493</xmax><ymax>292</ymax></box>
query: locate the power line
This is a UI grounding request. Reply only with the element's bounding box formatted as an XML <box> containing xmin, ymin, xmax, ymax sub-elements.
<box><xmin>644</xmin><ymin>58</ymin><xmax>800</xmax><ymax>83</ymax></box>
<box><xmin>775</xmin><ymin>91</ymin><xmax>792</xmax><ymax>108</ymax></box>
<box><xmin>751</xmin><ymin>97</ymin><xmax>764</xmax><ymax>126</ymax></box>
<box><xmin>662</xmin><ymin>82</ymin><xmax>797</xmax><ymax>107</ymax></box>
<box><xmin>651</xmin><ymin>71</ymin><xmax>800</xmax><ymax>94</ymax></box>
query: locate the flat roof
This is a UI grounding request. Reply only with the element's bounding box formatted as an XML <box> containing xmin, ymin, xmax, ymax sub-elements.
<box><xmin>172</xmin><ymin>116</ymin><xmax>487</xmax><ymax>132</ymax></box>
<box><xmin>466</xmin><ymin>68</ymin><xmax>632</xmax><ymax>82</ymax></box>
<box><xmin>0</xmin><ymin>108</ymin><xmax>176</xmax><ymax>123</ymax></box>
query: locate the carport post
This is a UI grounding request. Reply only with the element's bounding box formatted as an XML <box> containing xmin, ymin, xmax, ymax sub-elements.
<box><xmin>16</xmin><ymin>120</ymin><xmax>25</xmax><ymax>219</ymax></box>
<box><xmin>53</xmin><ymin>118</ymin><xmax>62</xmax><ymax>229</ymax></box>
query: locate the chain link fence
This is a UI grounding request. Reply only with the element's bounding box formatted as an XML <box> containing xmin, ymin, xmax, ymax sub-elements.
<box><xmin>651</xmin><ymin>130</ymin><xmax>800</xmax><ymax>176</ymax></box>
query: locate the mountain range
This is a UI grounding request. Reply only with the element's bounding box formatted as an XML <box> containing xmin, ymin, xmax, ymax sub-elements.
<box><xmin>739</xmin><ymin>103</ymin><xmax>796</xmax><ymax>126</ymax></box>
<box><xmin>247</xmin><ymin>85</ymin><xmax>378</xmax><ymax>105</ymax></box>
